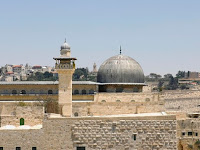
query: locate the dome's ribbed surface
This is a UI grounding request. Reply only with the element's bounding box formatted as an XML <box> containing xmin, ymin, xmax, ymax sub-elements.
<box><xmin>97</xmin><ymin>55</ymin><xmax>144</xmax><ymax>83</ymax></box>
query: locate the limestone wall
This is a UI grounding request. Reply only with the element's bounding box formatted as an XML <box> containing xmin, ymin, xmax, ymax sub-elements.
<box><xmin>72</xmin><ymin>102</ymin><xmax>164</xmax><ymax>117</ymax></box>
<box><xmin>0</xmin><ymin>105</ymin><xmax>43</xmax><ymax>127</ymax></box>
<box><xmin>165</xmin><ymin>98</ymin><xmax>200</xmax><ymax>113</ymax></box>
<box><xmin>0</xmin><ymin>115</ymin><xmax>177</xmax><ymax>150</ymax></box>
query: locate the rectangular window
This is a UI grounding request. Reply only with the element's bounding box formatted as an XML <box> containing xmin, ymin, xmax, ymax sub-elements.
<box><xmin>77</xmin><ymin>147</ymin><xmax>85</xmax><ymax>150</ymax></box>
<box><xmin>0</xmin><ymin>147</ymin><xmax>3</xmax><ymax>150</ymax></box>
<box><xmin>188</xmin><ymin>132</ymin><xmax>193</xmax><ymax>136</ymax></box>
<box><xmin>32</xmin><ymin>147</ymin><xmax>37</xmax><ymax>150</ymax></box>
<box><xmin>182</xmin><ymin>132</ymin><xmax>185</xmax><ymax>136</ymax></box>
<box><xmin>196</xmin><ymin>133</ymin><xmax>198</xmax><ymax>136</ymax></box>
<box><xmin>16</xmin><ymin>147</ymin><xmax>21</xmax><ymax>150</ymax></box>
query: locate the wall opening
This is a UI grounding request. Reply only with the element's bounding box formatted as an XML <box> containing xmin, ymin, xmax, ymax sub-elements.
<box><xmin>16</xmin><ymin>147</ymin><xmax>21</xmax><ymax>150</ymax></box>
<box><xmin>20</xmin><ymin>118</ymin><xmax>24</xmax><ymax>126</ymax></box>
<box><xmin>32</xmin><ymin>147</ymin><xmax>37</xmax><ymax>150</ymax></box>
<box><xmin>132</xmin><ymin>134</ymin><xmax>137</xmax><ymax>141</ymax></box>
<box><xmin>20</xmin><ymin>90</ymin><xmax>26</xmax><ymax>94</ymax></box>
<box><xmin>116</xmin><ymin>87</ymin><xmax>123</xmax><ymax>93</ymax></box>
<box><xmin>188</xmin><ymin>132</ymin><xmax>193</xmax><ymax>136</ymax></box>
<box><xmin>133</xmin><ymin>87</ymin><xmax>139</xmax><ymax>92</ymax></box>
<box><xmin>82</xmin><ymin>90</ymin><xmax>86</xmax><ymax>95</ymax></box>
<box><xmin>12</xmin><ymin>90</ymin><xmax>17</xmax><ymax>94</ymax></box>
<box><xmin>48</xmin><ymin>90</ymin><xmax>53</xmax><ymax>94</ymax></box>
<box><xmin>74</xmin><ymin>90</ymin><xmax>79</xmax><ymax>95</ymax></box>
<box><xmin>74</xmin><ymin>112</ymin><xmax>78</xmax><ymax>117</ymax></box>
<box><xmin>77</xmin><ymin>147</ymin><xmax>85</xmax><ymax>150</ymax></box>
<box><xmin>0</xmin><ymin>147</ymin><xmax>3</xmax><ymax>150</ymax></box>
<box><xmin>89</xmin><ymin>89</ymin><xmax>94</xmax><ymax>94</ymax></box>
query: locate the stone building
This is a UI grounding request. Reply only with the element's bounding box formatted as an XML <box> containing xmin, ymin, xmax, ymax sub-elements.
<box><xmin>0</xmin><ymin>40</ymin><xmax>181</xmax><ymax>150</ymax></box>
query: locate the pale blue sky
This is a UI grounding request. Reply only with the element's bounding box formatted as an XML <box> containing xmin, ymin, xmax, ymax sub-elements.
<box><xmin>0</xmin><ymin>0</ymin><xmax>200</xmax><ymax>76</ymax></box>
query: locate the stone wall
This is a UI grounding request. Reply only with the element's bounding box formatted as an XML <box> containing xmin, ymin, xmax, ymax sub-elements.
<box><xmin>165</xmin><ymin>98</ymin><xmax>200</xmax><ymax>113</ymax></box>
<box><xmin>0</xmin><ymin>114</ymin><xmax>177</xmax><ymax>150</ymax></box>
<box><xmin>0</xmin><ymin>105</ymin><xmax>43</xmax><ymax>127</ymax></box>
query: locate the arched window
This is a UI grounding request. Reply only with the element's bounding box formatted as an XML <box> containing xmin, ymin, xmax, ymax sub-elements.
<box><xmin>21</xmin><ymin>90</ymin><xmax>26</xmax><ymax>94</ymax></box>
<box><xmin>30</xmin><ymin>89</ymin><xmax>35</xmax><ymax>94</ymax></box>
<box><xmin>116</xmin><ymin>87</ymin><xmax>123</xmax><ymax>93</ymax></box>
<box><xmin>74</xmin><ymin>112</ymin><xmax>78</xmax><ymax>117</ymax></box>
<box><xmin>40</xmin><ymin>90</ymin><xmax>44</xmax><ymax>94</ymax></box>
<box><xmin>20</xmin><ymin>118</ymin><xmax>24</xmax><ymax>126</ymax></box>
<box><xmin>89</xmin><ymin>89</ymin><xmax>94</xmax><ymax>94</ymax></box>
<box><xmin>133</xmin><ymin>87</ymin><xmax>139</xmax><ymax>92</ymax></box>
<box><xmin>82</xmin><ymin>89</ymin><xmax>86</xmax><ymax>95</ymax></box>
<box><xmin>74</xmin><ymin>90</ymin><xmax>79</xmax><ymax>95</ymax></box>
<box><xmin>12</xmin><ymin>90</ymin><xmax>17</xmax><ymax>94</ymax></box>
<box><xmin>48</xmin><ymin>90</ymin><xmax>53</xmax><ymax>95</ymax></box>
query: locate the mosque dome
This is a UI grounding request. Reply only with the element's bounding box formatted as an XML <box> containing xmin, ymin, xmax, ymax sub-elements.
<box><xmin>97</xmin><ymin>54</ymin><xmax>144</xmax><ymax>83</ymax></box>
<box><xmin>61</xmin><ymin>40</ymin><xmax>70</xmax><ymax>50</ymax></box>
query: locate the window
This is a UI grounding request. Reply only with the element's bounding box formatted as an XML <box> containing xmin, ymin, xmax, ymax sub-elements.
<box><xmin>16</xmin><ymin>147</ymin><xmax>21</xmax><ymax>150</ymax></box>
<box><xmin>132</xmin><ymin>134</ymin><xmax>137</xmax><ymax>141</ymax></box>
<box><xmin>21</xmin><ymin>90</ymin><xmax>26</xmax><ymax>94</ymax></box>
<box><xmin>101</xmin><ymin>100</ymin><xmax>106</xmax><ymax>102</ymax></box>
<box><xmin>32</xmin><ymin>147</ymin><xmax>37</xmax><ymax>150</ymax></box>
<box><xmin>0</xmin><ymin>147</ymin><xmax>3</xmax><ymax>150</ymax></box>
<box><xmin>77</xmin><ymin>147</ymin><xmax>85</xmax><ymax>150</ymax></box>
<box><xmin>188</xmin><ymin>132</ymin><xmax>193</xmax><ymax>136</ymax></box>
<box><xmin>82</xmin><ymin>90</ymin><xmax>86</xmax><ymax>95</ymax></box>
<box><xmin>131</xmin><ymin>100</ymin><xmax>135</xmax><ymax>102</ymax></box>
<box><xmin>48</xmin><ymin>90</ymin><xmax>53</xmax><ymax>94</ymax></box>
<box><xmin>74</xmin><ymin>90</ymin><xmax>79</xmax><ymax>95</ymax></box>
<box><xmin>116</xmin><ymin>87</ymin><xmax>123</xmax><ymax>92</ymax></box>
<box><xmin>116</xmin><ymin>100</ymin><xmax>121</xmax><ymax>102</ymax></box>
<box><xmin>133</xmin><ymin>87</ymin><xmax>139</xmax><ymax>92</ymax></box>
<box><xmin>74</xmin><ymin>112</ymin><xmax>78</xmax><ymax>117</ymax></box>
<box><xmin>196</xmin><ymin>133</ymin><xmax>198</xmax><ymax>136</ymax></box>
<box><xmin>89</xmin><ymin>89</ymin><xmax>94</xmax><ymax>94</ymax></box>
<box><xmin>20</xmin><ymin>118</ymin><xmax>24</xmax><ymax>126</ymax></box>
<box><xmin>12</xmin><ymin>90</ymin><xmax>17</xmax><ymax>94</ymax></box>
<box><xmin>182</xmin><ymin>132</ymin><xmax>185</xmax><ymax>136</ymax></box>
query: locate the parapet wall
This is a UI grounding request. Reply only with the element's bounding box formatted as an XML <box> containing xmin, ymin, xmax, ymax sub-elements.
<box><xmin>0</xmin><ymin>114</ymin><xmax>177</xmax><ymax>150</ymax></box>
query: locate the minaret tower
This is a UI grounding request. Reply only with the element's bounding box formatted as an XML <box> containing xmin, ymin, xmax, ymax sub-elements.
<box><xmin>53</xmin><ymin>39</ymin><xmax>76</xmax><ymax>117</ymax></box>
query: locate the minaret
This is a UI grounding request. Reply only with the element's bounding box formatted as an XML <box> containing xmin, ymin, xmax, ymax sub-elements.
<box><xmin>53</xmin><ymin>39</ymin><xmax>76</xmax><ymax>117</ymax></box>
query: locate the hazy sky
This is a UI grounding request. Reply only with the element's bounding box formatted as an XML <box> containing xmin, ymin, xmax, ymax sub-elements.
<box><xmin>0</xmin><ymin>0</ymin><xmax>200</xmax><ymax>76</ymax></box>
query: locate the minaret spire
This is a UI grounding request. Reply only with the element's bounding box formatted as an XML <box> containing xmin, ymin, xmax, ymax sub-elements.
<box><xmin>64</xmin><ymin>38</ymin><xmax>66</xmax><ymax>43</ymax></box>
<box><xmin>120</xmin><ymin>45</ymin><xmax>122</xmax><ymax>55</ymax></box>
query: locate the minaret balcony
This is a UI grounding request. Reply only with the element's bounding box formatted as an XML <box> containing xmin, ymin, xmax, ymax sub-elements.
<box><xmin>55</xmin><ymin>64</ymin><xmax>74</xmax><ymax>69</ymax></box>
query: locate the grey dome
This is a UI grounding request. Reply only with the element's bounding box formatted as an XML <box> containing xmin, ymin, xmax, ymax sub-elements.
<box><xmin>97</xmin><ymin>55</ymin><xmax>144</xmax><ymax>83</ymax></box>
<box><xmin>61</xmin><ymin>41</ymin><xmax>70</xmax><ymax>50</ymax></box>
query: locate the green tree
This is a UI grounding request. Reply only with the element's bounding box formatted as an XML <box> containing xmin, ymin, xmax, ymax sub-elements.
<box><xmin>176</xmin><ymin>71</ymin><xmax>185</xmax><ymax>78</ymax></box>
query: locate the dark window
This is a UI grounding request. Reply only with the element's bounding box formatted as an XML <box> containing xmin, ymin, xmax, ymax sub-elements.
<box><xmin>74</xmin><ymin>90</ymin><xmax>79</xmax><ymax>95</ymax></box>
<box><xmin>188</xmin><ymin>132</ymin><xmax>193</xmax><ymax>136</ymax></box>
<box><xmin>32</xmin><ymin>147</ymin><xmax>37</xmax><ymax>150</ymax></box>
<box><xmin>116</xmin><ymin>87</ymin><xmax>123</xmax><ymax>93</ymax></box>
<box><xmin>48</xmin><ymin>90</ymin><xmax>53</xmax><ymax>94</ymax></box>
<box><xmin>133</xmin><ymin>87</ymin><xmax>139</xmax><ymax>92</ymax></box>
<box><xmin>21</xmin><ymin>90</ymin><xmax>26</xmax><ymax>94</ymax></box>
<box><xmin>82</xmin><ymin>90</ymin><xmax>86</xmax><ymax>95</ymax></box>
<box><xmin>16</xmin><ymin>147</ymin><xmax>21</xmax><ymax>150</ymax></box>
<box><xmin>132</xmin><ymin>134</ymin><xmax>137</xmax><ymax>141</ymax></box>
<box><xmin>89</xmin><ymin>89</ymin><xmax>94</xmax><ymax>94</ymax></box>
<box><xmin>0</xmin><ymin>147</ymin><xmax>3</xmax><ymax>150</ymax></box>
<box><xmin>20</xmin><ymin>118</ymin><xmax>24</xmax><ymax>126</ymax></box>
<box><xmin>196</xmin><ymin>133</ymin><xmax>198</xmax><ymax>136</ymax></box>
<box><xmin>74</xmin><ymin>112</ymin><xmax>78</xmax><ymax>117</ymax></box>
<box><xmin>77</xmin><ymin>147</ymin><xmax>85</xmax><ymax>150</ymax></box>
<box><xmin>182</xmin><ymin>132</ymin><xmax>185</xmax><ymax>136</ymax></box>
<box><xmin>12</xmin><ymin>90</ymin><xmax>17</xmax><ymax>94</ymax></box>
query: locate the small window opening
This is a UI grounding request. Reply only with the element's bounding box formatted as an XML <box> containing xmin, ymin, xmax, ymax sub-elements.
<box><xmin>82</xmin><ymin>90</ymin><xmax>86</xmax><ymax>95</ymax></box>
<box><xmin>116</xmin><ymin>100</ymin><xmax>121</xmax><ymax>102</ymax></box>
<box><xmin>74</xmin><ymin>90</ymin><xmax>79</xmax><ymax>95</ymax></box>
<box><xmin>20</xmin><ymin>90</ymin><xmax>26</xmax><ymax>94</ymax></box>
<box><xmin>188</xmin><ymin>132</ymin><xmax>193</xmax><ymax>136</ymax></box>
<box><xmin>131</xmin><ymin>100</ymin><xmax>135</xmax><ymax>102</ymax></box>
<box><xmin>20</xmin><ymin>118</ymin><xmax>24</xmax><ymax>126</ymax></box>
<box><xmin>89</xmin><ymin>89</ymin><xmax>94</xmax><ymax>94</ymax></box>
<box><xmin>112</xmin><ymin>124</ymin><xmax>116</xmax><ymax>133</ymax></box>
<box><xmin>32</xmin><ymin>147</ymin><xmax>37</xmax><ymax>150</ymax></box>
<box><xmin>0</xmin><ymin>147</ymin><xmax>3</xmax><ymax>150</ymax></box>
<box><xmin>182</xmin><ymin>132</ymin><xmax>185</xmax><ymax>136</ymax></box>
<box><xmin>132</xmin><ymin>134</ymin><xmax>137</xmax><ymax>141</ymax></box>
<box><xmin>101</xmin><ymin>100</ymin><xmax>106</xmax><ymax>102</ymax></box>
<box><xmin>48</xmin><ymin>90</ymin><xmax>53</xmax><ymax>94</ymax></box>
<box><xmin>74</xmin><ymin>112</ymin><xmax>78</xmax><ymax>117</ymax></box>
<box><xmin>16</xmin><ymin>147</ymin><xmax>21</xmax><ymax>150</ymax></box>
<box><xmin>12</xmin><ymin>90</ymin><xmax>17</xmax><ymax>94</ymax></box>
<box><xmin>196</xmin><ymin>133</ymin><xmax>198</xmax><ymax>136</ymax></box>
<box><xmin>77</xmin><ymin>147</ymin><xmax>85</xmax><ymax>150</ymax></box>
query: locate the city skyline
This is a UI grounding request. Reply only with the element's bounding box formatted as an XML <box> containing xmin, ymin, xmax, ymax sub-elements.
<box><xmin>0</xmin><ymin>0</ymin><xmax>200</xmax><ymax>76</ymax></box>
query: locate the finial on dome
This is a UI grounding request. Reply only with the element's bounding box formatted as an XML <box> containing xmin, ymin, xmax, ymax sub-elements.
<box><xmin>120</xmin><ymin>46</ymin><xmax>122</xmax><ymax>55</ymax></box>
<box><xmin>64</xmin><ymin>38</ymin><xmax>66</xmax><ymax>43</ymax></box>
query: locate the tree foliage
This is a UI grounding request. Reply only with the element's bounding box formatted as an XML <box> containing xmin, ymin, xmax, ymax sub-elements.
<box><xmin>27</xmin><ymin>71</ymin><xmax>58</xmax><ymax>81</ymax></box>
